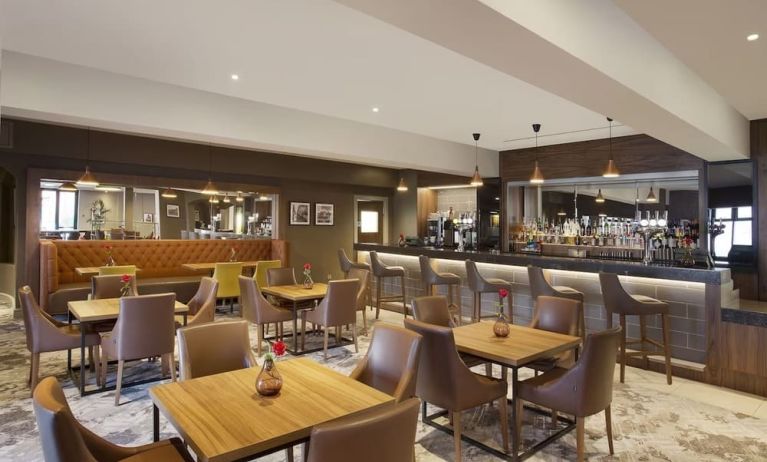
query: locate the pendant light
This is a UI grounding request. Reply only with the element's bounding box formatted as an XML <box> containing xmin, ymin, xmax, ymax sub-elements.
<box><xmin>557</xmin><ymin>209</ymin><xmax>566</xmax><ymax>216</ymax></box>
<box><xmin>602</xmin><ymin>117</ymin><xmax>620</xmax><ymax>178</ymax></box>
<box><xmin>595</xmin><ymin>188</ymin><xmax>606</xmax><ymax>203</ymax></box>
<box><xmin>529</xmin><ymin>124</ymin><xmax>544</xmax><ymax>184</ymax></box>
<box><xmin>222</xmin><ymin>194</ymin><xmax>231</xmax><ymax>204</ymax></box>
<box><xmin>59</xmin><ymin>182</ymin><xmax>78</xmax><ymax>192</ymax></box>
<box><xmin>161</xmin><ymin>187</ymin><xmax>177</xmax><ymax>199</ymax></box>
<box><xmin>209</xmin><ymin>195</ymin><xmax>219</xmax><ymax>204</ymax></box>
<box><xmin>469</xmin><ymin>133</ymin><xmax>483</xmax><ymax>187</ymax></box>
<box><xmin>396</xmin><ymin>177</ymin><xmax>408</xmax><ymax>192</ymax></box>
<box><xmin>76</xmin><ymin>128</ymin><xmax>99</xmax><ymax>187</ymax></box>
<box><xmin>646</xmin><ymin>186</ymin><xmax>658</xmax><ymax>203</ymax></box>
<box><xmin>201</xmin><ymin>144</ymin><xmax>218</xmax><ymax>195</ymax></box>
<box><xmin>235</xmin><ymin>192</ymin><xmax>244</xmax><ymax>202</ymax></box>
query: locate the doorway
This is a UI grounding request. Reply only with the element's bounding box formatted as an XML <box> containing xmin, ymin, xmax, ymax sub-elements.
<box><xmin>354</xmin><ymin>196</ymin><xmax>388</xmax><ymax>244</ymax></box>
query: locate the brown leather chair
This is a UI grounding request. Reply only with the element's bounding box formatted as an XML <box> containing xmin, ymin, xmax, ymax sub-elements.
<box><xmin>266</xmin><ymin>267</ymin><xmax>298</xmax><ymax>286</ymax></box>
<box><xmin>306</xmin><ymin>398</ymin><xmax>420</xmax><ymax>462</ymax></box>
<box><xmin>369</xmin><ymin>251</ymin><xmax>407</xmax><ymax>319</ymax></box>
<box><xmin>338</xmin><ymin>248</ymin><xmax>370</xmax><ymax>276</ymax></box>
<box><xmin>350</xmin><ymin>324</ymin><xmax>422</xmax><ymax>403</ymax></box>
<box><xmin>176</xmin><ymin>277</ymin><xmax>218</xmax><ymax>328</ymax></box>
<box><xmin>528</xmin><ymin>266</ymin><xmax>584</xmax><ymax>339</ymax></box>
<box><xmin>527</xmin><ymin>296</ymin><xmax>581</xmax><ymax>372</ymax></box>
<box><xmin>91</xmin><ymin>274</ymin><xmax>138</xmax><ymax>299</ymax></box>
<box><xmin>238</xmin><ymin>276</ymin><xmax>293</xmax><ymax>355</ymax></box>
<box><xmin>419</xmin><ymin>255</ymin><xmax>462</xmax><ymax>325</ymax></box>
<box><xmin>599</xmin><ymin>272</ymin><xmax>673</xmax><ymax>384</ymax></box>
<box><xmin>19</xmin><ymin>286</ymin><xmax>101</xmax><ymax>395</ymax></box>
<box><xmin>348</xmin><ymin>267</ymin><xmax>371</xmax><ymax>334</ymax></box>
<box><xmin>301</xmin><ymin>279</ymin><xmax>359</xmax><ymax>359</ymax></box>
<box><xmin>32</xmin><ymin>376</ymin><xmax>192</xmax><ymax>462</ymax></box>
<box><xmin>177</xmin><ymin>320</ymin><xmax>257</xmax><ymax>380</ymax></box>
<box><xmin>515</xmin><ymin>327</ymin><xmax>622</xmax><ymax>462</ymax></box>
<box><xmin>99</xmin><ymin>293</ymin><xmax>177</xmax><ymax>405</ymax></box>
<box><xmin>465</xmin><ymin>260</ymin><xmax>513</xmax><ymax>323</ymax></box>
<box><xmin>404</xmin><ymin>318</ymin><xmax>509</xmax><ymax>461</ymax></box>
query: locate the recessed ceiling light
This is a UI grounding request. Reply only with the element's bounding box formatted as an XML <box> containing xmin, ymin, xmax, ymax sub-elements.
<box><xmin>231</xmin><ymin>74</ymin><xmax>239</xmax><ymax>80</ymax></box>
<box><xmin>371</xmin><ymin>107</ymin><xmax>380</xmax><ymax>113</ymax></box>
<box><xmin>747</xmin><ymin>33</ymin><xmax>759</xmax><ymax>41</ymax></box>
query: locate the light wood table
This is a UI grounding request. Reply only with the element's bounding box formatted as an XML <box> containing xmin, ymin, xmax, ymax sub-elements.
<box><xmin>261</xmin><ymin>284</ymin><xmax>328</xmax><ymax>354</ymax></box>
<box><xmin>67</xmin><ymin>298</ymin><xmax>189</xmax><ymax>396</ymax></box>
<box><xmin>149</xmin><ymin>357</ymin><xmax>394</xmax><ymax>462</ymax></box>
<box><xmin>75</xmin><ymin>267</ymin><xmax>142</xmax><ymax>276</ymax></box>
<box><xmin>449</xmin><ymin>321</ymin><xmax>582</xmax><ymax>461</ymax></box>
<box><xmin>180</xmin><ymin>261</ymin><xmax>260</xmax><ymax>272</ymax></box>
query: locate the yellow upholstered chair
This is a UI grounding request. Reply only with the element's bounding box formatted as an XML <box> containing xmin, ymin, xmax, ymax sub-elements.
<box><xmin>253</xmin><ymin>260</ymin><xmax>282</xmax><ymax>290</ymax></box>
<box><xmin>98</xmin><ymin>265</ymin><xmax>137</xmax><ymax>276</ymax></box>
<box><xmin>213</xmin><ymin>262</ymin><xmax>243</xmax><ymax>312</ymax></box>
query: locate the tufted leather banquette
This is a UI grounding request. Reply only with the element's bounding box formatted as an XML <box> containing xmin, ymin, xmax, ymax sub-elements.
<box><xmin>39</xmin><ymin>239</ymin><xmax>289</xmax><ymax>314</ymax></box>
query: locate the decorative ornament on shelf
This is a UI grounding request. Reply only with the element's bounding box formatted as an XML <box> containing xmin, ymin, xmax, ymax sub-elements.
<box><xmin>229</xmin><ymin>246</ymin><xmax>237</xmax><ymax>262</ymax></box>
<box><xmin>119</xmin><ymin>274</ymin><xmax>133</xmax><ymax>297</ymax></box>
<box><xmin>680</xmin><ymin>236</ymin><xmax>696</xmax><ymax>268</ymax></box>
<box><xmin>493</xmin><ymin>288</ymin><xmax>510</xmax><ymax>338</ymax></box>
<box><xmin>256</xmin><ymin>340</ymin><xmax>286</xmax><ymax>397</ymax></box>
<box><xmin>302</xmin><ymin>263</ymin><xmax>314</xmax><ymax>289</ymax></box>
<box><xmin>103</xmin><ymin>245</ymin><xmax>115</xmax><ymax>266</ymax></box>
<box><xmin>398</xmin><ymin>232</ymin><xmax>405</xmax><ymax>247</ymax></box>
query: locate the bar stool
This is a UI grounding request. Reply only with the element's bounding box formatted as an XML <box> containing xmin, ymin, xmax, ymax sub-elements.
<box><xmin>599</xmin><ymin>272</ymin><xmax>672</xmax><ymax>385</ymax></box>
<box><xmin>369</xmin><ymin>251</ymin><xmax>407</xmax><ymax>319</ymax></box>
<box><xmin>465</xmin><ymin>260</ymin><xmax>513</xmax><ymax>323</ymax></box>
<box><xmin>419</xmin><ymin>255</ymin><xmax>462</xmax><ymax>326</ymax></box>
<box><xmin>528</xmin><ymin>266</ymin><xmax>585</xmax><ymax>340</ymax></box>
<box><xmin>338</xmin><ymin>248</ymin><xmax>372</xmax><ymax>309</ymax></box>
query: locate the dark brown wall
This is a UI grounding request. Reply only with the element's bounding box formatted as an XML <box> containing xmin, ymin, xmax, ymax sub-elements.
<box><xmin>752</xmin><ymin>119</ymin><xmax>767</xmax><ymax>300</ymax></box>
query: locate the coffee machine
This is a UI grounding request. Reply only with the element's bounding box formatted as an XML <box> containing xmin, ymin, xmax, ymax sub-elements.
<box><xmin>426</xmin><ymin>214</ymin><xmax>445</xmax><ymax>246</ymax></box>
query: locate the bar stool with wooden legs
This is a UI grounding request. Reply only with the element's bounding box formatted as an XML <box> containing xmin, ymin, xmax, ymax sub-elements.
<box><xmin>338</xmin><ymin>248</ymin><xmax>372</xmax><ymax>310</ymax></box>
<box><xmin>369</xmin><ymin>251</ymin><xmax>407</xmax><ymax>319</ymax></box>
<box><xmin>465</xmin><ymin>260</ymin><xmax>513</xmax><ymax>323</ymax></box>
<box><xmin>599</xmin><ymin>272</ymin><xmax>673</xmax><ymax>385</ymax></box>
<box><xmin>419</xmin><ymin>255</ymin><xmax>463</xmax><ymax>326</ymax></box>
<box><xmin>528</xmin><ymin>265</ymin><xmax>585</xmax><ymax>340</ymax></box>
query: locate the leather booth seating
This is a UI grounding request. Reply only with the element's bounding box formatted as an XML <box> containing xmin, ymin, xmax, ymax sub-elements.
<box><xmin>39</xmin><ymin>239</ymin><xmax>289</xmax><ymax>314</ymax></box>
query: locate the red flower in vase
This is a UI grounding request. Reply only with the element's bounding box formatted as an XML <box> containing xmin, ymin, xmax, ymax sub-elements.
<box><xmin>120</xmin><ymin>274</ymin><xmax>132</xmax><ymax>284</ymax></box>
<box><xmin>272</xmin><ymin>340</ymin><xmax>287</xmax><ymax>357</ymax></box>
<box><xmin>303</xmin><ymin>263</ymin><xmax>312</xmax><ymax>271</ymax></box>
<box><xmin>499</xmin><ymin>288</ymin><xmax>509</xmax><ymax>299</ymax></box>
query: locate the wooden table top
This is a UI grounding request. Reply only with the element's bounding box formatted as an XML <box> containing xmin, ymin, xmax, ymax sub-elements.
<box><xmin>68</xmin><ymin>298</ymin><xmax>189</xmax><ymax>323</ymax></box>
<box><xmin>75</xmin><ymin>267</ymin><xmax>142</xmax><ymax>276</ymax></box>
<box><xmin>181</xmin><ymin>261</ymin><xmax>260</xmax><ymax>271</ymax></box>
<box><xmin>261</xmin><ymin>283</ymin><xmax>328</xmax><ymax>302</ymax></box>
<box><xmin>453</xmin><ymin>321</ymin><xmax>582</xmax><ymax>368</ymax></box>
<box><xmin>150</xmin><ymin>357</ymin><xmax>394</xmax><ymax>462</ymax></box>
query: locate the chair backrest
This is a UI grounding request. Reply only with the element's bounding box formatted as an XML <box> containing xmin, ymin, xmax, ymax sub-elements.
<box><xmin>266</xmin><ymin>267</ymin><xmax>297</xmax><ymax>286</ymax></box>
<box><xmin>212</xmin><ymin>262</ymin><xmax>243</xmax><ymax>298</ymax></box>
<box><xmin>111</xmin><ymin>293</ymin><xmax>176</xmax><ymax>360</ymax></box>
<box><xmin>598</xmin><ymin>272</ymin><xmax>632</xmax><ymax>316</ymax></box>
<box><xmin>338</xmin><ymin>248</ymin><xmax>353</xmax><ymax>273</ymax></box>
<box><xmin>18</xmin><ymin>286</ymin><xmax>62</xmax><ymax>353</ymax></box>
<box><xmin>564</xmin><ymin>326</ymin><xmax>622</xmax><ymax>416</ymax></box>
<box><xmin>368</xmin><ymin>251</ymin><xmax>387</xmax><ymax>276</ymax></box>
<box><xmin>91</xmin><ymin>274</ymin><xmax>138</xmax><ymax>300</ymax></box>
<box><xmin>177</xmin><ymin>320</ymin><xmax>257</xmax><ymax>380</ymax></box>
<box><xmin>238</xmin><ymin>275</ymin><xmax>286</xmax><ymax>324</ymax></box>
<box><xmin>464</xmin><ymin>259</ymin><xmax>485</xmax><ymax>291</ymax></box>
<box><xmin>186</xmin><ymin>277</ymin><xmax>218</xmax><ymax>325</ymax></box>
<box><xmin>527</xmin><ymin>265</ymin><xmax>556</xmax><ymax>301</ymax></box>
<box><xmin>403</xmin><ymin>318</ymin><xmax>478</xmax><ymax>410</ymax></box>
<box><xmin>530</xmin><ymin>296</ymin><xmax>580</xmax><ymax>336</ymax></box>
<box><xmin>350</xmin><ymin>324</ymin><xmax>422</xmax><ymax>403</ymax></box>
<box><xmin>253</xmin><ymin>260</ymin><xmax>281</xmax><ymax>290</ymax></box>
<box><xmin>411</xmin><ymin>295</ymin><xmax>453</xmax><ymax>327</ymax></box>
<box><xmin>314</xmin><ymin>279</ymin><xmax>358</xmax><ymax>326</ymax></box>
<box><xmin>306</xmin><ymin>398</ymin><xmax>420</xmax><ymax>462</ymax></box>
<box><xmin>98</xmin><ymin>265</ymin><xmax>137</xmax><ymax>276</ymax></box>
<box><xmin>347</xmin><ymin>267</ymin><xmax>370</xmax><ymax>310</ymax></box>
<box><xmin>418</xmin><ymin>255</ymin><xmax>440</xmax><ymax>285</ymax></box>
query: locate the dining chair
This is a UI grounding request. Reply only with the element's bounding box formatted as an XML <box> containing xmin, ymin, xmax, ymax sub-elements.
<box><xmin>238</xmin><ymin>276</ymin><xmax>293</xmax><ymax>355</ymax></box>
<box><xmin>301</xmin><ymin>279</ymin><xmax>359</xmax><ymax>359</ymax></box>
<box><xmin>91</xmin><ymin>274</ymin><xmax>138</xmax><ymax>299</ymax></box>
<box><xmin>305</xmin><ymin>398</ymin><xmax>420</xmax><ymax>462</ymax></box>
<box><xmin>465</xmin><ymin>260</ymin><xmax>514</xmax><ymax>323</ymax></box>
<box><xmin>33</xmin><ymin>376</ymin><xmax>193</xmax><ymax>462</ymax></box>
<box><xmin>176</xmin><ymin>277</ymin><xmax>218</xmax><ymax>328</ymax></box>
<box><xmin>99</xmin><ymin>293</ymin><xmax>177</xmax><ymax>406</ymax></box>
<box><xmin>515</xmin><ymin>326</ymin><xmax>622</xmax><ymax>462</ymax></box>
<box><xmin>18</xmin><ymin>286</ymin><xmax>101</xmax><ymax>396</ymax></box>
<box><xmin>527</xmin><ymin>295</ymin><xmax>581</xmax><ymax>372</ymax></box>
<box><xmin>98</xmin><ymin>265</ymin><xmax>137</xmax><ymax>276</ymax></box>
<box><xmin>404</xmin><ymin>318</ymin><xmax>509</xmax><ymax>462</ymax></box>
<box><xmin>177</xmin><ymin>320</ymin><xmax>257</xmax><ymax>380</ymax></box>
<box><xmin>254</xmin><ymin>259</ymin><xmax>282</xmax><ymax>291</ymax></box>
<box><xmin>266</xmin><ymin>267</ymin><xmax>298</xmax><ymax>286</ymax></box>
<box><xmin>213</xmin><ymin>262</ymin><xmax>243</xmax><ymax>313</ymax></box>
<box><xmin>419</xmin><ymin>255</ymin><xmax>462</xmax><ymax>325</ymax></box>
<box><xmin>349</xmin><ymin>324</ymin><xmax>422</xmax><ymax>403</ymax></box>
<box><xmin>347</xmin><ymin>267</ymin><xmax>370</xmax><ymax>334</ymax></box>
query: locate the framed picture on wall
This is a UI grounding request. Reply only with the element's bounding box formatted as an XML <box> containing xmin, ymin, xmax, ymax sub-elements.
<box><xmin>143</xmin><ymin>213</ymin><xmax>154</xmax><ymax>223</ymax></box>
<box><xmin>166</xmin><ymin>204</ymin><xmax>180</xmax><ymax>218</ymax></box>
<box><xmin>315</xmin><ymin>203</ymin><xmax>334</xmax><ymax>226</ymax></box>
<box><xmin>289</xmin><ymin>201</ymin><xmax>311</xmax><ymax>225</ymax></box>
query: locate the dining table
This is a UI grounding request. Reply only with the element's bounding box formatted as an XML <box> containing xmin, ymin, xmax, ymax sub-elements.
<box><xmin>67</xmin><ymin>297</ymin><xmax>189</xmax><ymax>396</ymax></box>
<box><xmin>149</xmin><ymin>357</ymin><xmax>394</xmax><ymax>462</ymax></box>
<box><xmin>75</xmin><ymin>266</ymin><xmax>142</xmax><ymax>276</ymax></box>
<box><xmin>448</xmin><ymin>321</ymin><xmax>583</xmax><ymax>461</ymax></box>
<box><xmin>260</xmin><ymin>283</ymin><xmax>329</xmax><ymax>354</ymax></box>
<box><xmin>180</xmin><ymin>261</ymin><xmax>260</xmax><ymax>272</ymax></box>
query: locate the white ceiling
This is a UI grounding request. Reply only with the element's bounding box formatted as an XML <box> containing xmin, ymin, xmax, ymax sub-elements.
<box><xmin>615</xmin><ymin>0</ymin><xmax>767</xmax><ymax>120</ymax></box>
<box><xmin>0</xmin><ymin>0</ymin><xmax>634</xmax><ymax>153</ymax></box>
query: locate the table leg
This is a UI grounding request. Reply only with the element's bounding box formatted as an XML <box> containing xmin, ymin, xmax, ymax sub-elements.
<box><xmin>293</xmin><ymin>301</ymin><xmax>299</xmax><ymax>353</ymax></box>
<box><xmin>153</xmin><ymin>404</ymin><xmax>160</xmax><ymax>442</ymax></box>
<box><xmin>79</xmin><ymin>324</ymin><xmax>86</xmax><ymax>396</ymax></box>
<box><xmin>67</xmin><ymin>310</ymin><xmax>72</xmax><ymax>371</ymax></box>
<box><xmin>511</xmin><ymin>367</ymin><xmax>519</xmax><ymax>461</ymax></box>
<box><xmin>183</xmin><ymin>313</ymin><xmax>188</xmax><ymax>326</ymax></box>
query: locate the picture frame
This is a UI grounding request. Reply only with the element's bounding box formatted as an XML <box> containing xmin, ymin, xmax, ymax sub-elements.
<box><xmin>166</xmin><ymin>204</ymin><xmax>180</xmax><ymax>218</ymax></box>
<box><xmin>143</xmin><ymin>212</ymin><xmax>154</xmax><ymax>223</ymax></box>
<box><xmin>315</xmin><ymin>203</ymin><xmax>334</xmax><ymax>226</ymax></box>
<box><xmin>289</xmin><ymin>201</ymin><xmax>311</xmax><ymax>225</ymax></box>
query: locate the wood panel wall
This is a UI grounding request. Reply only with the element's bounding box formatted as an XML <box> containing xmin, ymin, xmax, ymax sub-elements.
<box><xmin>752</xmin><ymin>119</ymin><xmax>767</xmax><ymax>300</ymax></box>
<box><xmin>416</xmin><ymin>188</ymin><xmax>437</xmax><ymax>239</ymax></box>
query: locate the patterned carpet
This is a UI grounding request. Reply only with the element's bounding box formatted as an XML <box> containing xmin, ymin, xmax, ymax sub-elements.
<box><xmin>1</xmin><ymin>310</ymin><xmax>766</xmax><ymax>461</ymax></box>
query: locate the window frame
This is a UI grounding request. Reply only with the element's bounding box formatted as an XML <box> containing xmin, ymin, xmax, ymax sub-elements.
<box><xmin>41</xmin><ymin>188</ymin><xmax>79</xmax><ymax>230</ymax></box>
<box><xmin>710</xmin><ymin>205</ymin><xmax>752</xmax><ymax>261</ymax></box>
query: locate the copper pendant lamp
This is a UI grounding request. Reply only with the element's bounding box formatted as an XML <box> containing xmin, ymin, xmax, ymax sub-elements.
<box><xmin>529</xmin><ymin>124</ymin><xmax>544</xmax><ymax>184</ymax></box>
<box><xmin>76</xmin><ymin>128</ymin><xmax>99</xmax><ymax>187</ymax></box>
<box><xmin>602</xmin><ymin>117</ymin><xmax>620</xmax><ymax>178</ymax></box>
<box><xmin>469</xmin><ymin>133</ymin><xmax>483</xmax><ymax>187</ymax></box>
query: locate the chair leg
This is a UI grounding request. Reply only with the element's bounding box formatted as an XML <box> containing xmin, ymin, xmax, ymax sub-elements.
<box><xmin>375</xmin><ymin>278</ymin><xmax>382</xmax><ymax>319</ymax></box>
<box><xmin>453</xmin><ymin>410</ymin><xmax>462</xmax><ymax>462</ymax></box>
<box><xmin>167</xmin><ymin>353</ymin><xmax>176</xmax><ymax>382</ymax></box>
<box><xmin>92</xmin><ymin>346</ymin><xmax>100</xmax><ymax>385</ymax></box>
<box><xmin>472</xmin><ymin>292</ymin><xmax>478</xmax><ymax>322</ymax></box>
<box><xmin>286</xmin><ymin>446</ymin><xmax>294</xmax><ymax>462</ymax></box>
<box><xmin>323</xmin><ymin>328</ymin><xmax>329</xmax><ymax>360</ymax></box>
<box><xmin>301</xmin><ymin>314</ymin><xmax>307</xmax><ymax>351</ymax></box>
<box><xmin>662</xmin><ymin>314</ymin><xmax>673</xmax><ymax>385</ymax></box>
<box><xmin>30</xmin><ymin>352</ymin><xmax>40</xmax><ymax>394</ymax></box>
<box><xmin>605</xmin><ymin>405</ymin><xmax>614</xmax><ymax>455</ymax></box>
<box><xmin>551</xmin><ymin>410</ymin><xmax>559</xmax><ymax>427</ymax></box>
<box><xmin>100</xmin><ymin>350</ymin><xmax>108</xmax><ymax>388</ymax></box>
<box><xmin>336</xmin><ymin>326</ymin><xmax>342</xmax><ymax>345</ymax></box>
<box><xmin>619</xmin><ymin>315</ymin><xmax>627</xmax><ymax>383</ymax></box>
<box><xmin>576</xmin><ymin>417</ymin><xmax>585</xmax><ymax>462</ymax></box>
<box><xmin>114</xmin><ymin>360</ymin><xmax>124</xmax><ymax>406</ymax></box>
<box><xmin>484</xmin><ymin>363</ymin><xmax>492</xmax><ymax>377</ymax></box>
<box><xmin>352</xmin><ymin>323</ymin><xmax>358</xmax><ymax>353</ymax></box>
<box><xmin>362</xmin><ymin>308</ymin><xmax>368</xmax><ymax>335</ymax></box>
<box><xmin>639</xmin><ymin>315</ymin><xmax>649</xmax><ymax>369</ymax></box>
<box><xmin>257</xmin><ymin>324</ymin><xmax>264</xmax><ymax>356</ymax></box>
<box><xmin>88</xmin><ymin>346</ymin><xmax>95</xmax><ymax>373</ymax></box>
<box><xmin>401</xmin><ymin>275</ymin><xmax>407</xmax><ymax>318</ymax></box>
<box><xmin>498</xmin><ymin>397</ymin><xmax>509</xmax><ymax>453</ymax></box>
<box><xmin>514</xmin><ymin>398</ymin><xmax>523</xmax><ymax>452</ymax></box>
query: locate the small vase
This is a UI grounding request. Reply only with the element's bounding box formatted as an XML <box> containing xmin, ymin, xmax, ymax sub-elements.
<box><xmin>680</xmin><ymin>249</ymin><xmax>695</xmax><ymax>267</ymax></box>
<box><xmin>493</xmin><ymin>313</ymin><xmax>510</xmax><ymax>338</ymax></box>
<box><xmin>119</xmin><ymin>286</ymin><xmax>131</xmax><ymax>298</ymax></box>
<box><xmin>256</xmin><ymin>358</ymin><xmax>283</xmax><ymax>397</ymax></box>
<box><xmin>229</xmin><ymin>250</ymin><xmax>237</xmax><ymax>262</ymax></box>
<box><xmin>303</xmin><ymin>275</ymin><xmax>314</xmax><ymax>289</ymax></box>
<box><xmin>105</xmin><ymin>255</ymin><xmax>115</xmax><ymax>267</ymax></box>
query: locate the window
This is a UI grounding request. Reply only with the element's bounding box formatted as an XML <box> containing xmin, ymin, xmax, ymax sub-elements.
<box><xmin>360</xmin><ymin>211</ymin><xmax>379</xmax><ymax>233</ymax></box>
<box><xmin>40</xmin><ymin>189</ymin><xmax>78</xmax><ymax>230</ymax></box>
<box><xmin>710</xmin><ymin>206</ymin><xmax>752</xmax><ymax>260</ymax></box>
